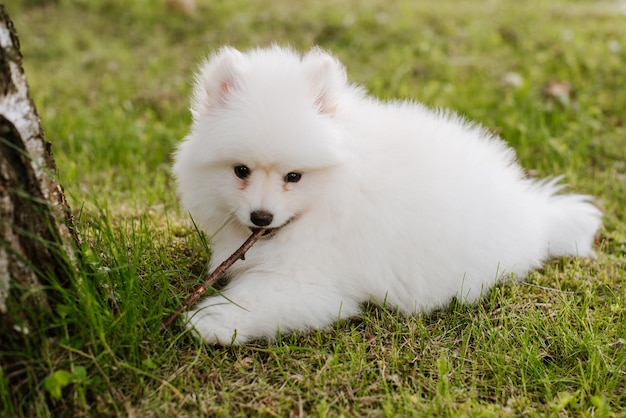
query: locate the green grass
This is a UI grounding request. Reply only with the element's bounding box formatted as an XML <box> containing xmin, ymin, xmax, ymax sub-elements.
<box><xmin>3</xmin><ymin>0</ymin><xmax>625</xmax><ymax>416</ymax></box>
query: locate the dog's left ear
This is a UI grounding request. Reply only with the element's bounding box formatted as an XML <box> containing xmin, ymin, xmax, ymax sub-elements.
<box><xmin>302</xmin><ymin>48</ymin><xmax>347</xmax><ymax>116</ymax></box>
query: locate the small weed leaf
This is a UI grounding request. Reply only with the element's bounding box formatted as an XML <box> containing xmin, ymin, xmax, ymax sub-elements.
<box><xmin>55</xmin><ymin>304</ymin><xmax>70</xmax><ymax>318</ymax></box>
<box><xmin>43</xmin><ymin>370</ymin><xmax>73</xmax><ymax>400</ymax></box>
<box><xmin>73</xmin><ymin>366</ymin><xmax>87</xmax><ymax>380</ymax></box>
<box><xmin>142</xmin><ymin>358</ymin><xmax>157</xmax><ymax>369</ymax></box>
<box><xmin>43</xmin><ymin>368</ymin><xmax>87</xmax><ymax>400</ymax></box>
<box><xmin>60</xmin><ymin>336</ymin><xmax>84</xmax><ymax>349</ymax></box>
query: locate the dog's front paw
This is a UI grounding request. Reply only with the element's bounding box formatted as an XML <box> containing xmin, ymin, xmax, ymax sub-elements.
<box><xmin>184</xmin><ymin>304</ymin><xmax>252</xmax><ymax>345</ymax></box>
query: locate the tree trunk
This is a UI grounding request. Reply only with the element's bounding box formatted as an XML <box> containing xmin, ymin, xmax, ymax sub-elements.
<box><xmin>0</xmin><ymin>4</ymin><xmax>78</xmax><ymax>354</ymax></box>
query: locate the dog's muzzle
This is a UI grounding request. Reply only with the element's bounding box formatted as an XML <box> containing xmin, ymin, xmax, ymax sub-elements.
<box><xmin>249</xmin><ymin>216</ymin><xmax>295</xmax><ymax>239</ymax></box>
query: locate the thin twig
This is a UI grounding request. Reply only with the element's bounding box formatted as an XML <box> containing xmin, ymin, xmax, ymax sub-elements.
<box><xmin>160</xmin><ymin>228</ymin><xmax>266</xmax><ymax>330</ymax></box>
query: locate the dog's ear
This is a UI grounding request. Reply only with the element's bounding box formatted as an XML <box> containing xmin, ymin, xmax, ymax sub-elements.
<box><xmin>191</xmin><ymin>46</ymin><xmax>243</xmax><ymax>118</ymax></box>
<box><xmin>302</xmin><ymin>48</ymin><xmax>347</xmax><ymax>116</ymax></box>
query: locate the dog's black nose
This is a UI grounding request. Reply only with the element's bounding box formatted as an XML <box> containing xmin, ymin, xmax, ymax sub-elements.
<box><xmin>250</xmin><ymin>210</ymin><xmax>274</xmax><ymax>227</ymax></box>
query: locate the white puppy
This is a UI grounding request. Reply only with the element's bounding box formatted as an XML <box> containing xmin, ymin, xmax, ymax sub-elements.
<box><xmin>173</xmin><ymin>46</ymin><xmax>601</xmax><ymax>345</ymax></box>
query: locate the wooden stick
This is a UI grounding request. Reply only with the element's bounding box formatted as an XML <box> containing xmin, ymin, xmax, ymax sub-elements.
<box><xmin>160</xmin><ymin>228</ymin><xmax>266</xmax><ymax>330</ymax></box>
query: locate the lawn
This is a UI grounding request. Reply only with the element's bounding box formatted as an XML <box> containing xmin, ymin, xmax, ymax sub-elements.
<box><xmin>2</xmin><ymin>0</ymin><xmax>625</xmax><ymax>416</ymax></box>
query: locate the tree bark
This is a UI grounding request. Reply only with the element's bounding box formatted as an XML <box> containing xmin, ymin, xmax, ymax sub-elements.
<box><xmin>0</xmin><ymin>5</ymin><xmax>78</xmax><ymax>344</ymax></box>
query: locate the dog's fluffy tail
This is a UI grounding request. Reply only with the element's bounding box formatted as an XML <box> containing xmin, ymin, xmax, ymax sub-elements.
<box><xmin>539</xmin><ymin>179</ymin><xmax>602</xmax><ymax>258</ymax></box>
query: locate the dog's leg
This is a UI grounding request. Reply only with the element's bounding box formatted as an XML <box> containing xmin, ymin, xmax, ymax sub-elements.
<box><xmin>185</xmin><ymin>273</ymin><xmax>359</xmax><ymax>345</ymax></box>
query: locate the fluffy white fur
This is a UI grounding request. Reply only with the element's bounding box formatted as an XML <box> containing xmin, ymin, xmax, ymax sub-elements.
<box><xmin>172</xmin><ymin>45</ymin><xmax>602</xmax><ymax>345</ymax></box>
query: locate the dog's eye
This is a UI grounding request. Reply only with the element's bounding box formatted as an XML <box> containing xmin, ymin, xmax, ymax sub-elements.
<box><xmin>285</xmin><ymin>172</ymin><xmax>302</xmax><ymax>183</ymax></box>
<box><xmin>234</xmin><ymin>165</ymin><xmax>251</xmax><ymax>179</ymax></box>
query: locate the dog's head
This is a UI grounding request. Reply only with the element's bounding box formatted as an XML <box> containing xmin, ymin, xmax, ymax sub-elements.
<box><xmin>174</xmin><ymin>46</ymin><xmax>352</xmax><ymax>235</ymax></box>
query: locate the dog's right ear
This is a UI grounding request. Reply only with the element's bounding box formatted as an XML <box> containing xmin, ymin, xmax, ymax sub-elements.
<box><xmin>302</xmin><ymin>47</ymin><xmax>348</xmax><ymax>116</ymax></box>
<box><xmin>191</xmin><ymin>46</ymin><xmax>243</xmax><ymax>118</ymax></box>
